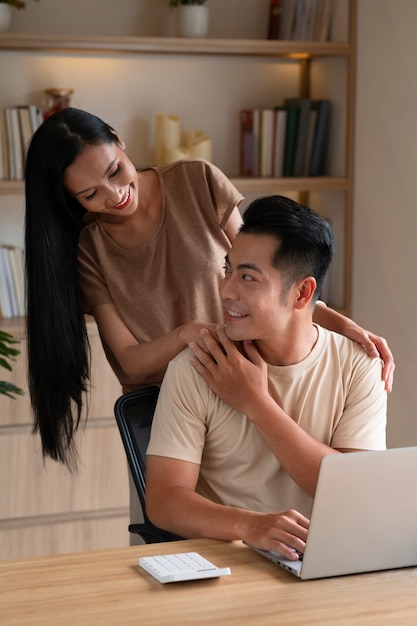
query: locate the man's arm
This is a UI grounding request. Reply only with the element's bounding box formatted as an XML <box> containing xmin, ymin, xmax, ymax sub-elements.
<box><xmin>313</xmin><ymin>302</ymin><xmax>394</xmax><ymax>393</ymax></box>
<box><xmin>146</xmin><ymin>454</ymin><xmax>309</xmax><ymax>560</ymax></box>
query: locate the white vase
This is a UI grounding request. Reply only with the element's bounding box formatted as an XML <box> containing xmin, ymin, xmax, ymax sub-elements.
<box><xmin>177</xmin><ymin>5</ymin><xmax>209</xmax><ymax>39</ymax></box>
<box><xmin>0</xmin><ymin>4</ymin><xmax>12</xmax><ymax>32</ymax></box>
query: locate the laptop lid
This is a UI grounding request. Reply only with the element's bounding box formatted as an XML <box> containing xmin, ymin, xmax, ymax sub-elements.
<box><xmin>247</xmin><ymin>447</ymin><xmax>417</xmax><ymax>580</ymax></box>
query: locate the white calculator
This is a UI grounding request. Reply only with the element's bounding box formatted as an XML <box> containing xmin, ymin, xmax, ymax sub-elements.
<box><xmin>139</xmin><ymin>551</ymin><xmax>231</xmax><ymax>584</ymax></box>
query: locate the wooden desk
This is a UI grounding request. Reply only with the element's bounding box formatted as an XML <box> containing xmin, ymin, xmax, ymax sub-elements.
<box><xmin>2</xmin><ymin>538</ymin><xmax>417</xmax><ymax>625</ymax></box>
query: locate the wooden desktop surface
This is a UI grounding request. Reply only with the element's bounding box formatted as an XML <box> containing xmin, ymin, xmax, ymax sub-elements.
<box><xmin>2</xmin><ymin>538</ymin><xmax>417</xmax><ymax>625</ymax></box>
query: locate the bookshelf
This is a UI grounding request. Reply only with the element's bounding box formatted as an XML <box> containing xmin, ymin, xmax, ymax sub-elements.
<box><xmin>0</xmin><ymin>0</ymin><xmax>356</xmax><ymax>557</ymax></box>
<box><xmin>0</xmin><ymin>8</ymin><xmax>355</xmax><ymax>311</ymax></box>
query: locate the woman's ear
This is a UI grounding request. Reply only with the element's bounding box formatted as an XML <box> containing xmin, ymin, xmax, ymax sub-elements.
<box><xmin>294</xmin><ymin>276</ymin><xmax>317</xmax><ymax>310</ymax></box>
<box><xmin>110</xmin><ymin>129</ymin><xmax>125</xmax><ymax>149</ymax></box>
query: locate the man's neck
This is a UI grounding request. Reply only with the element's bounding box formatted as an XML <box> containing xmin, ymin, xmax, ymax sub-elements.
<box><xmin>255</xmin><ymin>323</ymin><xmax>319</xmax><ymax>367</ymax></box>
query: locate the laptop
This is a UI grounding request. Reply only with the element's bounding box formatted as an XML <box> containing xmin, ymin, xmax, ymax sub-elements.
<box><xmin>246</xmin><ymin>447</ymin><xmax>417</xmax><ymax>580</ymax></box>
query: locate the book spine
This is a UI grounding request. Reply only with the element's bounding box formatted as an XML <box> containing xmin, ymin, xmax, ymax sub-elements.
<box><xmin>240</xmin><ymin>110</ymin><xmax>256</xmax><ymax>176</ymax></box>
<box><xmin>4</xmin><ymin>108</ymin><xmax>16</xmax><ymax>180</ymax></box>
<box><xmin>280</xmin><ymin>0</ymin><xmax>297</xmax><ymax>40</ymax></box>
<box><xmin>309</xmin><ymin>99</ymin><xmax>331</xmax><ymax>176</ymax></box>
<box><xmin>0</xmin><ymin>247</ymin><xmax>17</xmax><ymax>317</ymax></box>
<box><xmin>0</xmin><ymin>108</ymin><xmax>9</xmax><ymax>180</ymax></box>
<box><xmin>303</xmin><ymin>108</ymin><xmax>318</xmax><ymax>176</ymax></box>
<box><xmin>252</xmin><ymin>110</ymin><xmax>260</xmax><ymax>177</ymax></box>
<box><xmin>18</xmin><ymin>105</ymin><xmax>33</xmax><ymax>163</ymax></box>
<box><xmin>292</xmin><ymin>0</ymin><xmax>307</xmax><ymax>41</ymax></box>
<box><xmin>272</xmin><ymin>108</ymin><xmax>288</xmax><ymax>177</ymax></box>
<box><xmin>305</xmin><ymin>0</ymin><xmax>318</xmax><ymax>41</ymax></box>
<box><xmin>267</xmin><ymin>0</ymin><xmax>284</xmax><ymax>40</ymax></box>
<box><xmin>260</xmin><ymin>109</ymin><xmax>274</xmax><ymax>177</ymax></box>
<box><xmin>314</xmin><ymin>0</ymin><xmax>332</xmax><ymax>42</ymax></box>
<box><xmin>4</xmin><ymin>107</ymin><xmax>24</xmax><ymax>181</ymax></box>
<box><xmin>284</xmin><ymin>97</ymin><xmax>317</xmax><ymax>176</ymax></box>
<box><xmin>283</xmin><ymin>104</ymin><xmax>299</xmax><ymax>176</ymax></box>
<box><xmin>4</xmin><ymin>245</ymin><xmax>25</xmax><ymax>317</ymax></box>
<box><xmin>28</xmin><ymin>104</ymin><xmax>44</xmax><ymax>134</ymax></box>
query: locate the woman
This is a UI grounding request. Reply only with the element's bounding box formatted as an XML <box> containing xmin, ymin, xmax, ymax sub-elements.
<box><xmin>25</xmin><ymin>108</ymin><xmax>394</xmax><ymax>472</ymax></box>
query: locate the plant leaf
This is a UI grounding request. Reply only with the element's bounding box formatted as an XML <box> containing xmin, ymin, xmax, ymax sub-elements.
<box><xmin>0</xmin><ymin>358</ymin><xmax>12</xmax><ymax>371</ymax></box>
<box><xmin>0</xmin><ymin>381</ymin><xmax>24</xmax><ymax>398</ymax></box>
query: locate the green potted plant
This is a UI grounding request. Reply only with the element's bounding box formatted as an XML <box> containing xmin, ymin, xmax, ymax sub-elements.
<box><xmin>0</xmin><ymin>0</ymin><xmax>39</xmax><ymax>32</ymax></box>
<box><xmin>169</xmin><ymin>1</ymin><xmax>207</xmax><ymax>5</ymax></box>
<box><xmin>0</xmin><ymin>0</ymin><xmax>39</xmax><ymax>8</ymax></box>
<box><xmin>0</xmin><ymin>330</ymin><xmax>24</xmax><ymax>399</ymax></box>
<box><xmin>168</xmin><ymin>0</ymin><xmax>209</xmax><ymax>38</ymax></box>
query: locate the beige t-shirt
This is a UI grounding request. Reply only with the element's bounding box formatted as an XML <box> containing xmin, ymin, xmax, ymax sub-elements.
<box><xmin>77</xmin><ymin>159</ymin><xmax>243</xmax><ymax>391</ymax></box>
<box><xmin>148</xmin><ymin>325</ymin><xmax>387</xmax><ymax>518</ymax></box>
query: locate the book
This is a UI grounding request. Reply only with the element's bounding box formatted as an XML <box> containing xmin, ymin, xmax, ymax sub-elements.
<box><xmin>272</xmin><ymin>107</ymin><xmax>287</xmax><ymax>177</ymax></box>
<box><xmin>279</xmin><ymin>0</ymin><xmax>297</xmax><ymax>40</ymax></box>
<box><xmin>4</xmin><ymin>107</ymin><xmax>15</xmax><ymax>180</ymax></box>
<box><xmin>304</xmin><ymin>0</ymin><xmax>319</xmax><ymax>40</ymax></box>
<box><xmin>303</xmin><ymin>107</ymin><xmax>318</xmax><ymax>176</ymax></box>
<box><xmin>0</xmin><ymin>248</ymin><xmax>13</xmax><ymax>318</ymax></box>
<box><xmin>28</xmin><ymin>104</ymin><xmax>44</xmax><ymax>134</ymax></box>
<box><xmin>0</xmin><ymin>246</ymin><xmax>17</xmax><ymax>317</ymax></box>
<box><xmin>18</xmin><ymin>105</ymin><xmax>33</xmax><ymax>163</ymax></box>
<box><xmin>4</xmin><ymin>107</ymin><xmax>24</xmax><ymax>180</ymax></box>
<box><xmin>0</xmin><ymin>108</ymin><xmax>9</xmax><ymax>180</ymax></box>
<box><xmin>283</xmin><ymin>103</ymin><xmax>299</xmax><ymax>176</ymax></box>
<box><xmin>284</xmin><ymin>97</ymin><xmax>311</xmax><ymax>176</ymax></box>
<box><xmin>267</xmin><ymin>0</ymin><xmax>284</xmax><ymax>39</ymax></box>
<box><xmin>240</xmin><ymin>109</ymin><xmax>259</xmax><ymax>176</ymax></box>
<box><xmin>4</xmin><ymin>245</ymin><xmax>24</xmax><ymax>317</ymax></box>
<box><xmin>308</xmin><ymin>99</ymin><xmax>331</xmax><ymax>176</ymax></box>
<box><xmin>292</xmin><ymin>0</ymin><xmax>307</xmax><ymax>40</ymax></box>
<box><xmin>259</xmin><ymin>109</ymin><xmax>275</xmax><ymax>177</ymax></box>
<box><xmin>314</xmin><ymin>0</ymin><xmax>332</xmax><ymax>41</ymax></box>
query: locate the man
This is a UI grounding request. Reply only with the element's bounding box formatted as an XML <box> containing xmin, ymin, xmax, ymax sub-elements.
<box><xmin>146</xmin><ymin>195</ymin><xmax>387</xmax><ymax>562</ymax></box>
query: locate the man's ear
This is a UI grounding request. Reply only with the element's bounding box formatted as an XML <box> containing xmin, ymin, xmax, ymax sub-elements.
<box><xmin>110</xmin><ymin>129</ymin><xmax>125</xmax><ymax>149</ymax></box>
<box><xmin>294</xmin><ymin>277</ymin><xmax>317</xmax><ymax>310</ymax></box>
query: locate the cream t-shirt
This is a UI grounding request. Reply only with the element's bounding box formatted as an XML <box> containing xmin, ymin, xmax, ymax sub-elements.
<box><xmin>148</xmin><ymin>325</ymin><xmax>387</xmax><ymax>517</ymax></box>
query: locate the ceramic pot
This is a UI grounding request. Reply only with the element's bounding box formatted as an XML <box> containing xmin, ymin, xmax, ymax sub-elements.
<box><xmin>0</xmin><ymin>4</ymin><xmax>12</xmax><ymax>33</ymax></box>
<box><xmin>177</xmin><ymin>5</ymin><xmax>209</xmax><ymax>38</ymax></box>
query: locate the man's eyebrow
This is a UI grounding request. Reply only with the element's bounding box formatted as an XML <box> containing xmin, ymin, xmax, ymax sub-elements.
<box><xmin>224</xmin><ymin>255</ymin><xmax>263</xmax><ymax>273</ymax></box>
<box><xmin>74</xmin><ymin>159</ymin><xmax>117</xmax><ymax>196</ymax></box>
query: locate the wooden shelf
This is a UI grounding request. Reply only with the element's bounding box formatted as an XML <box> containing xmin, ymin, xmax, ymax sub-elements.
<box><xmin>0</xmin><ymin>33</ymin><xmax>352</xmax><ymax>57</ymax></box>
<box><xmin>230</xmin><ymin>176</ymin><xmax>349</xmax><ymax>194</ymax></box>
<box><xmin>0</xmin><ymin>180</ymin><xmax>25</xmax><ymax>195</ymax></box>
<box><xmin>0</xmin><ymin>177</ymin><xmax>349</xmax><ymax>196</ymax></box>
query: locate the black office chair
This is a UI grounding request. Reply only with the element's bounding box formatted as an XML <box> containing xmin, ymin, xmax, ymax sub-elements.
<box><xmin>114</xmin><ymin>386</ymin><xmax>184</xmax><ymax>544</ymax></box>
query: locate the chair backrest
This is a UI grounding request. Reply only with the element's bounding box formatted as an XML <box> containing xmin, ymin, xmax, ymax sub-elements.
<box><xmin>114</xmin><ymin>386</ymin><xmax>183</xmax><ymax>543</ymax></box>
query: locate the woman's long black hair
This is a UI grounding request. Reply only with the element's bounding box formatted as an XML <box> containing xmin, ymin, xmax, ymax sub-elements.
<box><xmin>25</xmin><ymin>107</ymin><xmax>120</xmax><ymax>469</ymax></box>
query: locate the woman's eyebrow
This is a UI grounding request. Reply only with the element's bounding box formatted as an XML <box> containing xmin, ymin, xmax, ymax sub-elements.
<box><xmin>74</xmin><ymin>160</ymin><xmax>117</xmax><ymax>196</ymax></box>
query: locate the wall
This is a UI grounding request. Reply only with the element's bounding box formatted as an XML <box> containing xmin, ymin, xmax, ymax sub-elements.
<box><xmin>354</xmin><ymin>1</ymin><xmax>417</xmax><ymax>447</ymax></box>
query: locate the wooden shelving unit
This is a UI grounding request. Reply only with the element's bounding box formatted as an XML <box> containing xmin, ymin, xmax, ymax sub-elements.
<box><xmin>0</xmin><ymin>32</ymin><xmax>351</xmax><ymax>56</ymax></box>
<box><xmin>0</xmin><ymin>32</ymin><xmax>354</xmax><ymax>200</ymax></box>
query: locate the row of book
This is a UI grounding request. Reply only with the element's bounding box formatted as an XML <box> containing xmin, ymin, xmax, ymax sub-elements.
<box><xmin>240</xmin><ymin>98</ymin><xmax>330</xmax><ymax>178</ymax></box>
<box><xmin>0</xmin><ymin>244</ymin><xmax>25</xmax><ymax>319</ymax></box>
<box><xmin>268</xmin><ymin>0</ymin><xmax>333</xmax><ymax>42</ymax></box>
<box><xmin>0</xmin><ymin>105</ymin><xmax>44</xmax><ymax>181</ymax></box>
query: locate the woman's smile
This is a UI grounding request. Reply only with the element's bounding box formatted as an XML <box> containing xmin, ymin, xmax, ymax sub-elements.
<box><xmin>113</xmin><ymin>186</ymin><xmax>131</xmax><ymax>210</ymax></box>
